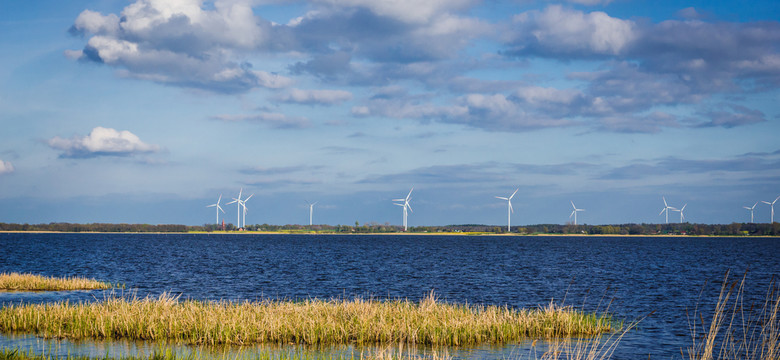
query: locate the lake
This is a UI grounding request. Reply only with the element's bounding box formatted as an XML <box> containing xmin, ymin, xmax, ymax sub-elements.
<box><xmin>1</xmin><ymin>233</ymin><xmax>778</xmax><ymax>359</ymax></box>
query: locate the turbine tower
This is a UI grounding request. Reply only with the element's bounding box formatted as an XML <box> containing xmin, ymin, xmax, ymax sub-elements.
<box><xmin>762</xmin><ymin>195</ymin><xmax>780</xmax><ymax>223</ymax></box>
<box><xmin>226</xmin><ymin>188</ymin><xmax>244</xmax><ymax>229</ymax></box>
<box><xmin>495</xmin><ymin>188</ymin><xmax>519</xmax><ymax>232</ymax></box>
<box><xmin>306</xmin><ymin>200</ymin><xmax>318</xmax><ymax>226</ymax></box>
<box><xmin>743</xmin><ymin>202</ymin><xmax>757</xmax><ymax>223</ymax></box>
<box><xmin>206</xmin><ymin>194</ymin><xmax>225</xmax><ymax>225</ymax></box>
<box><xmin>393</xmin><ymin>188</ymin><xmax>413</xmax><ymax>231</ymax></box>
<box><xmin>570</xmin><ymin>201</ymin><xmax>585</xmax><ymax>225</ymax></box>
<box><xmin>659</xmin><ymin>196</ymin><xmax>677</xmax><ymax>224</ymax></box>
<box><xmin>673</xmin><ymin>203</ymin><xmax>687</xmax><ymax>223</ymax></box>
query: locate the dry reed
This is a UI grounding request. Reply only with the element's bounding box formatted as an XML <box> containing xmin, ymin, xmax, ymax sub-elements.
<box><xmin>684</xmin><ymin>270</ymin><xmax>779</xmax><ymax>360</ymax></box>
<box><xmin>0</xmin><ymin>292</ymin><xmax>615</xmax><ymax>347</ymax></box>
<box><xmin>0</xmin><ymin>273</ymin><xmax>113</xmax><ymax>291</ymax></box>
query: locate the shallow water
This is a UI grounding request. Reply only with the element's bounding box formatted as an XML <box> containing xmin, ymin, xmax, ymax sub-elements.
<box><xmin>1</xmin><ymin>233</ymin><xmax>778</xmax><ymax>359</ymax></box>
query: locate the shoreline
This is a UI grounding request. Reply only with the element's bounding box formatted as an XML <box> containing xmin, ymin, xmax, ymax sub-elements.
<box><xmin>1</xmin><ymin>230</ymin><xmax>776</xmax><ymax>237</ymax></box>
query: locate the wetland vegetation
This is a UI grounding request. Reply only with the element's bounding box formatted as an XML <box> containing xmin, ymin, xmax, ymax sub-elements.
<box><xmin>0</xmin><ymin>273</ymin><xmax>113</xmax><ymax>292</ymax></box>
<box><xmin>0</xmin><ymin>292</ymin><xmax>615</xmax><ymax>347</ymax></box>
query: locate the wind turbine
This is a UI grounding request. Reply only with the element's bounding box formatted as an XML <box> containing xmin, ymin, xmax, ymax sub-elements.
<box><xmin>241</xmin><ymin>193</ymin><xmax>254</xmax><ymax>228</ymax></box>
<box><xmin>305</xmin><ymin>200</ymin><xmax>318</xmax><ymax>226</ymax></box>
<box><xmin>659</xmin><ymin>196</ymin><xmax>677</xmax><ymax>224</ymax></box>
<box><xmin>762</xmin><ymin>195</ymin><xmax>780</xmax><ymax>223</ymax></box>
<box><xmin>226</xmin><ymin>188</ymin><xmax>243</xmax><ymax>229</ymax></box>
<box><xmin>495</xmin><ymin>188</ymin><xmax>518</xmax><ymax>232</ymax></box>
<box><xmin>743</xmin><ymin>202</ymin><xmax>757</xmax><ymax>223</ymax></box>
<box><xmin>570</xmin><ymin>201</ymin><xmax>585</xmax><ymax>225</ymax></box>
<box><xmin>392</xmin><ymin>188</ymin><xmax>413</xmax><ymax>231</ymax></box>
<box><xmin>673</xmin><ymin>203</ymin><xmax>687</xmax><ymax>223</ymax></box>
<box><xmin>206</xmin><ymin>195</ymin><xmax>225</xmax><ymax>225</ymax></box>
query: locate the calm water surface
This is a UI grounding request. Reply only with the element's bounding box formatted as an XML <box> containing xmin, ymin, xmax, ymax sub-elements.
<box><xmin>1</xmin><ymin>233</ymin><xmax>778</xmax><ymax>359</ymax></box>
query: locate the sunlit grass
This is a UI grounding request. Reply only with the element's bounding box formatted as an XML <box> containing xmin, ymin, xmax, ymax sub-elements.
<box><xmin>0</xmin><ymin>291</ymin><xmax>615</xmax><ymax>347</ymax></box>
<box><xmin>0</xmin><ymin>273</ymin><xmax>114</xmax><ymax>292</ymax></box>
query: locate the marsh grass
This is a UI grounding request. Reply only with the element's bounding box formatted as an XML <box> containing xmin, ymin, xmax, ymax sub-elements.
<box><xmin>0</xmin><ymin>291</ymin><xmax>615</xmax><ymax>347</ymax></box>
<box><xmin>0</xmin><ymin>273</ymin><xmax>114</xmax><ymax>292</ymax></box>
<box><xmin>684</xmin><ymin>270</ymin><xmax>779</xmax><ymax>360</ymax></box>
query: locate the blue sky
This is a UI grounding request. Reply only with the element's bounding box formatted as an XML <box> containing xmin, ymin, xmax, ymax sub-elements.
<box><xmin>1</xmin><ymin>0</ymin><xmax>779</xmax><ymax>227</ymax></box>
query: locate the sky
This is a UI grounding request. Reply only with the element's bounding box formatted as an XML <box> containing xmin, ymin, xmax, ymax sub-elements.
<box><xmin>1</xmin><ymin>0</ymin><xmax>779</xmax><ymax>227</ymax></box>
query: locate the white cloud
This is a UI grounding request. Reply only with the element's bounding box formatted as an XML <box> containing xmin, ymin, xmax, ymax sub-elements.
<box><xmin>276</xmin><ymin>88</ymin><xmax>353</xmax><ymax>105</ymax></box>
<box><xmin>508</xmin><ymin>5</ymin><xmax>636</xmax><ymax>56</ymax></box>
<box><xmin>0</xmin><ymin>160</ymin><xmax>14</xmax><ymax>175</ymax></box>
<box><xmin>48</xmin><ymin>127</ymin><xmax>160</xmax><ymax>158</ymax></box>
<box><xmin>68</xmin><ymin>0</ymin><xmax>283</xmax><ymax>93</ymax></box>
<box><xmin>312</xmin><ymin>0</ymin><xmax>475</xmax><ymax>23</ymax></box>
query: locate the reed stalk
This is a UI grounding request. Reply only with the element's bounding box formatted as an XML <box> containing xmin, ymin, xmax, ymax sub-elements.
<box><xmin>685</xmin><ymin>270</ymin><xmax>779</xmax><ymax>360</ymax></box>
<box><xmin>0</xmin><ymin>273</ymin><xmax>113</xmax><ymax>291</ymax></box>
<box><xmin>0</xmin><ymin>292</ymin><xmax>615</xmax><ymax>347</ymax></box>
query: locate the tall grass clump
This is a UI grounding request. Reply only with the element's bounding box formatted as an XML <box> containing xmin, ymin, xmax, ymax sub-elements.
<box><xmin>0</xmin><ymin>273</ymin><xmax>114</xmax><ymax>291</ymax></box>
<box><xmin>684</xmin><ymin>270</ymin><xmax>779</xmax><ymax>360</ymax></box>
<box><xmin>0</xmin><ymin>291</ymin><xmax>615</xmax><ymax>347</ymax></box>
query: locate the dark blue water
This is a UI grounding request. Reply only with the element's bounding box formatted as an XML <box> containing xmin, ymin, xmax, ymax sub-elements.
<box><xmin>1</xmin><ymin>233</ymin><xmax>778</xmax><ymax>359</ymax></box>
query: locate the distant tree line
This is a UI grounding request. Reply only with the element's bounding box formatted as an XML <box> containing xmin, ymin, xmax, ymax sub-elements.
<box><xmin>1</xmin><ymin>221</ymin><xmax>778</xmax><ymax>236</ymax></box>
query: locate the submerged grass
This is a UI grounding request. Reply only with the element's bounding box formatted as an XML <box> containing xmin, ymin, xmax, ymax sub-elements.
<box><xmin>0</xmin><ymin>292</ymin><xmax>615</xmax><ymax>347</ymax></box>
<box><xmin>0</xmin><ymin>273</ymin><xmax>114</xmax><ymax>292</ymax></box>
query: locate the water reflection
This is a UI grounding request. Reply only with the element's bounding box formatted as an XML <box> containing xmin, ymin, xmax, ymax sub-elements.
<box><xmin>1</xmin><ymin>333</ymin><xmax>627</xmax><ymax>360</ymax></box>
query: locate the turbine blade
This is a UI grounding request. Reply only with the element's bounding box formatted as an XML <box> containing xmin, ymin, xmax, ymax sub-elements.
<box><xmin>406</xmin><ymin>188</ymin><xmax>413</xmax><ymax>201</ymax></box>
<box><xmin>681</xmin><ymin>204</ymin><xmax>687</xmax><ymax>211</ymax></box>
<box><xmin>663</xmin><ymin>196</ymin><xmax>668</xmax><ymax>207</ymax></box>
<box><xmin>763</xmin><ymin>201</ymin><xmax>771</xmax><ymax>205</ymax></box>
<box><xmin>571</xmin><ymin>201</ymin><xmax>576</xmax><ymax>210</ymax></box>
<box><xmin>394</xmin><ymin>203</ymin><xmax>404</xmax><ymax>207</ymax></box>
<box><xmin>508</xmin><ymin>201</ymin><xmax>514</xmax><ymax>213</ymax></box>
<box><xmin>744</xmin><ymin>206</ymin><xmax>751</xmax><ymax>210</ymax></box>
<box><xmin>509</xmin><ymin>188</ymin><xmax>519</xmax><ymax>199</ymax></box>
<box><xmin>244</xmin><ymin>194</ymin><xmax>254</xmax><ymax>202</ymax></box>
<box><xmin>570</xmin><ymin>210</ymin><xmax>575</xmax><ymax>218</ymax></box>
<box><xmin>392</xmin><ymin>198</ymin><xmax>405</xmax><ymax>202</ymax></box>
<box><xmin>659</xmin><ymin>208</ymin><xmax>666</xmax><ymax>216</ymax></box>
<box><xmin>407</xmin><ymin>203</ymin><xmax>413</xmax><ymax>213</ymax></box>
<box><xmin>217</xmin><ymin>195</ymin><xmax>222</xmax><ymax>204</ymax></box>
<box><xmin>496</xmin><ymin>196</ymin><xmax>508</xmax><ymax>200</ymax></box>
<box><xmin>207</xmin><ymin>204</ymin><xmax>216</xmax><ymax>208</ymax></box>
<box><xmin>218</xmin><ymin>205</ymin><xmax>225</xmax><ymax>213</ymax></box>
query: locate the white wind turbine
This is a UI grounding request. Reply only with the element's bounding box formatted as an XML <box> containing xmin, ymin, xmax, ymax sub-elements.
<box><xmin>495</xmin><ymin>188</ymin><xmax>519</xmax><ymax>232</ymax></box>
<box><xmin>743</xmin><ymin>202</ymin><xmax>758</xmax><ymax>223</ymax></box>
<box><xmin>673</xmin><ymin>203</ymin><xmax>687</xmax><ymax>223</ymax></box>
<box><xmin>241</xmin><ymin>193</ymin><xmax>254</xmax><ymax>228</ymax></box>
<box><xmin>570</xmin><ymin>201</ymin><xmax>585</xmax><ymax>225</ymax></box>
<box><xmin>659</xmin><ymin>196</ymin><xmax>677</xmax><ymax>224</ymax></box>
<box><xmin>393</xmin><ymin>188</ymin><xmax>413</xmax><ymax>231</ymax></box>
<box><xmin>206</xmin><ymin>195</ymin><xmax>225</xmax><ymax>225</ymax></box>
<box><xmin>762</xmin><ymin>195</ymin><xmax>780</xmax><ymax>223</ymax></box>
<box><xmin>226</xmin><ymin>188</ymin><xmax>244</xmax><ymax>229</ymax></box>
<box><xmin>305</xmin><ymin>200</ymin><xmax>318</xmax><ymax>226</ymax></box>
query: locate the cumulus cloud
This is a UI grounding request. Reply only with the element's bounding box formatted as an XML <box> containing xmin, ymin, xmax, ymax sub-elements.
<box><xmin>506</xmin><ymin>5</ymin><xmax>637</xmax><ymax>57</ymax></box>
<box><xmin>275</xmin><ymin>88</ymin><xmax>353</xmax><ymax>105</ymax></box>
<box><xmin>0</xmin><ymin>160</ymin><xmax>14</xmax><ymax>175</ymax></box>
<box><xmin>67</xmin><ymin>0</ymin><xmax>291</xmax><ymax>93</ymax></box>
<box><xmin>48</xmin><ymin>127</ymin><xmax>160</xmax><ymax>158</ymax></box>
<box><xmin>212</xmin><ymin>112</ymin><xmax>311</xmax><ymax>129</ymax></box>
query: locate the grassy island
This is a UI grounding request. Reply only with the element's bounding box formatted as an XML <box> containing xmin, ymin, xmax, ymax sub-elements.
<box><xmin>0</xmin><ymin>292</ymin><xmax>615</xmax><ymax>346</ymax></box>
<box><xmin>0</xmin><ymin>273</ymin><xmax>113</xmax><ymax>292</ymax></box>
